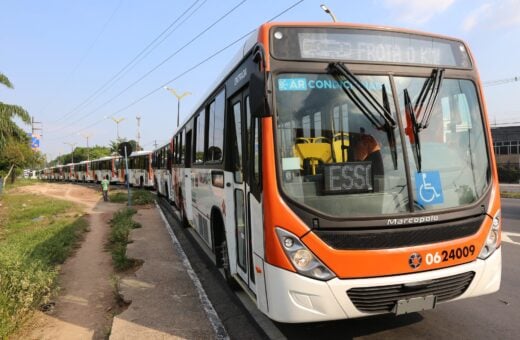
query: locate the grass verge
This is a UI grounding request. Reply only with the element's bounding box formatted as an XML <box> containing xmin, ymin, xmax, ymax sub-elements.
<box><xmin>501</xmin><ymin>191</ymin><xmax>520</xmax><ymax>199</ymax></box>
<box><xmin>108</xmin><ymin>208</ymin><xmax>142</xmax><ymax>271</ymax></box>
<box><xmin>0</xmin><ymin>193</ymin><xmax>87</xmax><ymax>338</ymax></box>
<box><xmin>1</xmin><ymin>178</ymin><xmax>42</xmax><ymax>192</ymax></box>
<box><xmin>108</xmin><ymin>189</ymin><xmax>155</xmax><ymax>206</ymax></box>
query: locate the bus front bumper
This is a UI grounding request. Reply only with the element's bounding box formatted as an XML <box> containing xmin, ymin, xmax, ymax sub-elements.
<box><xmin>263</xmin><ymin>248</ymin><xmax>501</xmax><ymax>323</ymax></box>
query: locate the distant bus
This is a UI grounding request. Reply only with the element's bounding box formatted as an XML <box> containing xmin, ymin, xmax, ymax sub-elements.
<box><xmin>128</xmin><ymin>151</ymin><xmax>154</xmax><ymax>188</ymax></box>
<box><xmin>75</xmin><ymin>160</ymin><xmax>92</xmax><ymax>182</ymax></box>
<box><xmin>63</xmin><ymin>163</ymin><xmax>75</xmax><ymax>181</ymax></box>
<box><xmin>90</xmin><ymin>156</ymin><xmax>120</xmax><ymax>183</ymax></box>
<box><xmin>167</xmin><ymin>22</ymin><xmax>502</xmax><ymax>323</ymax></box>
<box><xmin>51</xmin><ymin>165</ymin><xmax>64</xmax><ymax>181</ymax></box>
<box><xmin>152</xmin><ymin>141</ymin><xmax>173</xmax><ymax>199</ymax></box>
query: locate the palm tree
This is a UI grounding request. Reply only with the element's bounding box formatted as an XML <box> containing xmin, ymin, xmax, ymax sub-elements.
<box><xmin>0</xmin><ymin>72</ymin><xmax>31</xmax><ymax>150</ymax></box>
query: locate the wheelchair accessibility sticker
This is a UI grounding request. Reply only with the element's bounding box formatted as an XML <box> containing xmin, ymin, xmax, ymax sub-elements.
<box><xmin>415</xmin><ymin>171</ymin><xmax>444</xmax><ymax>206</ymax></box>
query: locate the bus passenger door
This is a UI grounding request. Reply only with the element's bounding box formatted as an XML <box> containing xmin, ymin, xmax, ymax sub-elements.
<box><xmin>230</xmin><ymin>92</ymin><xmax>256</xmax><ymax>291</ymax></box>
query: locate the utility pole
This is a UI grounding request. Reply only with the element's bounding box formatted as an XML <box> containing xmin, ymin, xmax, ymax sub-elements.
<box><xmin>31</xmin><ymin>116</ymin><xmax>43</xmax><ymax>135</ymax></box>
<box><xmin>153</xmin><ymin>140</ymin><xmax>158</xmax><ymax>149</ymax></box>
<box><xmin>31</xmin><ymin>116</ymin><xmax>43</xmax><ymax>150</ymax></box>
<box><xmin>79</xmin><ymin>133</ymin><xmax>93</xmax><ymax>161</ymax></box>
<box><xmin>136</xmin><ymin>115</ymin><xmax>141</xmax><ymax>151</ymax></box>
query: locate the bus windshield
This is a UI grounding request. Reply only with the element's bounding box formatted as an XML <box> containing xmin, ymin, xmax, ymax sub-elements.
<box><xmin>274</xmin><ymin>73</ymin><xmax>489</xmax><ymax>218</ymax></box>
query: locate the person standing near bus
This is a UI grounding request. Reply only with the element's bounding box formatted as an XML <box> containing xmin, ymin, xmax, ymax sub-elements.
<box><xmin>101</xmin><ymin>175</ymin><xmax>110</xmax><ymax>202</ymax></box>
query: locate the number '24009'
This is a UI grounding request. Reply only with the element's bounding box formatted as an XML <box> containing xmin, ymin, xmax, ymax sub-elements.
<box><xmin>425</xmin><ymin>246</ymin><xmax>476</xmax><ymax>265</ymax></box>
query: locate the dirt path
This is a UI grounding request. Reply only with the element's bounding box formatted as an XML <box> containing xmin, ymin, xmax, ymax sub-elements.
<box><xmin>13</xmin><ymin>183</ymin><xmax>121</xmax><ymax>340</ymax></box>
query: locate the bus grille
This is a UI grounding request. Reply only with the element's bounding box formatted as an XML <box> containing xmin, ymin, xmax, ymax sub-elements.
<box><xmin>314</xmin><ymin>215</ymin><xmax>484</xmax><ymax>250</ymax></box>
<box><xmin>347</xmin><ymin>271</ymin><xmax>475</xmax><ymax>313</ymax></box>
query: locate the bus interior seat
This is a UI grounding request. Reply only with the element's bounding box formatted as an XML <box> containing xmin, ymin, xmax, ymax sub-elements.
<box><xmin>332</xmin><ymin>132</ymin><xmax>349</xmax><ymax>162</ymax></box>
<box><xmin>293</xmin><ymin>137</ymin><xmax>332</xmax><ymax>175</ymax></box>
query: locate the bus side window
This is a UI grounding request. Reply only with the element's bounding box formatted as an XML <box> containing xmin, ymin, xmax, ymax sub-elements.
<box><xmin>194</xmin><ymin>111</ymin><xmax>205</xmax><ymax>164</ymax></box>
<box><xmin>247</xmin><ymin>96</ymin><xmax>262</xmax><ymax>198</ymax></box>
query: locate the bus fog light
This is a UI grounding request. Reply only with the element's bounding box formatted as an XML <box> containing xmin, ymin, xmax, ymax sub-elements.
<box><xmin>275</xmin><ymin>227</ymin><xmax>336</xmax><ymax>281</ymax></box>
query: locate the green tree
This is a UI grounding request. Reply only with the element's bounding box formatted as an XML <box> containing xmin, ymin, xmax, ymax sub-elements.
<box><xmin>109</xmin><ymin>139</ymin><xmax>139</xmax><ymax>153</ymax></box>
<box><xmin>49</xmin><ymin>145</ymin><xmax>111</xmax><ymax>166</ymax></box>
<box><xmin>0</xmin><ymin>73</ymin><xmax>34</xmax><ymax>185</ymax></box>
<box><xmin>0</xmin><ymin>73</ymin><xmax>31</xmax><ymax>150</ymax></box>
<box><xmin>0</xmin><ymin>140</ymin><xmax>42</xmax><ymax>184</ymax></box>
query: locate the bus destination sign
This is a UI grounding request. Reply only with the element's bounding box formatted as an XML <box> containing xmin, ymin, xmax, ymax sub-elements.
<box><xmin>271</xmin><ymin>27</ymin><xmax>472</xmax><ymax>69</ymax></box>
<box><xmin>322</xmin><ymin>161</ymin><xmax>373</xmax><ymax>194</ymax></box>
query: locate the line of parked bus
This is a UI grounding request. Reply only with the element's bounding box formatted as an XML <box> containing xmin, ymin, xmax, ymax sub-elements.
<box><xmin>38</xmin><ymin>150</ymin><xmax>156</xmax><ymax>189</ymax></box>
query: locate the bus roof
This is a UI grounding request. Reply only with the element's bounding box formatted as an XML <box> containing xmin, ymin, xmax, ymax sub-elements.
<box><xmin>129</xmin><ymin>150</ymin><xmax>152</xmax><ymax>157</ymax></box>
<box><xmin>91</xmin><ymin>156</ymin><xmax>118</xmax><ymax>162</ymax></box>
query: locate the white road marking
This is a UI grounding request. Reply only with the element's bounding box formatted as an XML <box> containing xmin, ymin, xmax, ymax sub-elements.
<box><xmin>502</xmin><ymin>231</ymin><xmax>520</xmax><ymax>245</ymax></box>
<box><xmin>156</xmin><ymin>202</ymin><xmax>229</xmax><ymax>340</ymax></box>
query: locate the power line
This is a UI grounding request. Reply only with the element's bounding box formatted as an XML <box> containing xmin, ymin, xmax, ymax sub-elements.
<box><xmin>484</xmin><ymin>76</ymin><xmax>520</xmax><ymax>87</ymax></box>
<box><xmin>43</xmin><ymin>0</ymin><xmax>123</xmax><ymax>120</ymax></box>
<box><xmin>61</xmin><ymin>0</ymin><xmax>248</xmax><ymax>129</ymax></box>
<box><xmin>46</xmin><ymin>0</ymin><xmax>304</xmax><ymax>142</ymax></box>
<box><xmin>49</xmin><ymin>1</ymin><xmax>204</xmax><ymax>126</ymax></box>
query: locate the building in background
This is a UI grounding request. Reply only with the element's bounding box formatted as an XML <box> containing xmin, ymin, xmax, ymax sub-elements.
<box><xmin>491</xmin><ymin>125</ymin><xmax>520</xmax><ymax>169</ymax></box>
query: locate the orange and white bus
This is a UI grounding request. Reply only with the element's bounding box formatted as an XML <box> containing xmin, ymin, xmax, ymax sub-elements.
<box><xmin>63</xmin><ymin>163</ymin><xmax>76</xmax><ymax>181</ymax></box>
<box><xmin>128</xmin><ymin>151</ymin><xmax>154</xmax><ymax>188</ymax></box>
<box><xmin>152</xmin><ymin>141</ymin><xmax>173</xmax><ymax>199</ymax></box>
<box><xmin>168</xmin><ymin>22</ymin><xmax>501</xmax><ymax>323</ymax></box>
<box><xmin>75</xmin><ymin>160</ymin><xmax>92</xmax><ymax>183</ymax></box>
<box><xmin>90</xmin><ymin>156</ymin><xmax>120</xmax><ymax>183</ymax></box>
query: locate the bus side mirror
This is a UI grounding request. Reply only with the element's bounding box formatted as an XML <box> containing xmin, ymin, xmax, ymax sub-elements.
<box><xmin>250</xmin><ymin>71</ymin><xmax>270</xmax><ymax>118</ymax></box>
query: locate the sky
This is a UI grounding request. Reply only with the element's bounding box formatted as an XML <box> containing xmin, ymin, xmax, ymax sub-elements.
<box><xmin>1</xmin><ymin>0</ymin><xmax>520</xmax><ymax>161</ymax></box>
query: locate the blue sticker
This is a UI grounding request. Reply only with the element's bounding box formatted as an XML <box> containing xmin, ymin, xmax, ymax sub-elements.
<box><xmin>415</xmin><ymin>171</ymin><xmax>444</xmax><ymax>206</ymax></box>
<box><xmin>278</xmin><ymin>78</ymin><xmax>307</xmax><ymax>91</ymax></box>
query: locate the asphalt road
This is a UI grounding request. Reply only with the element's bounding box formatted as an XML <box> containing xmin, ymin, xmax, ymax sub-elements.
<box><xmin>161</xmin><ymin>197</ymin><xmax>520</xmax><ymax>340</ymax></box>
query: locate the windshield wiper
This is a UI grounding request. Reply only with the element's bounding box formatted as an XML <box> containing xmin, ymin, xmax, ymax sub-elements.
<box><xmin>382</xmin><ymin>84</ymin><xmax>398</xmax><ymax>170</ymax></box>
<box><xmin>329</xmin><ymin>62</ymin><xmax>396</xmax><ymax>129</ymax></box>
<box><xmin>415</xmin><ymin>68</ymin><xmax>445</xmax><ymax>129</ymax></box>
<box><xmin>328</xmin><ymin>62</ymin><xmax>398</xmax><ymax>169</ymax></box>
<box><xmin>404</xmin><ymin>68</ymin><xmax>445</xmax><ymax>172</ymax></box>
<box><xmin>404</xmin><ymin>89</ymin><xmax>422</xmax><ymax>172</ymax></box>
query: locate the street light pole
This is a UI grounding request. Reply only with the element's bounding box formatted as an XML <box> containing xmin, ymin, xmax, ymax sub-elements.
<box><xmin>320</xmin><ymin>4</ymin><xmax>338</xmax><ymax>22</ymax></box>
<box><xmin>105</xmin><ymin>116</ymin><xmax>125</xmax><ymax>140</ymax></box>
<box><xmin>63</xmin><ymin>142</ymin><xmax>77</xmax><ymax>163</ymax></box>
<box><xmin>164</xmin><ymin>87</ymin><xmax>192</xmax><ymax>127</ymax></box>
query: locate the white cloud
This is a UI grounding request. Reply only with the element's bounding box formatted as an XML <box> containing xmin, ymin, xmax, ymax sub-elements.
<box><xmin>383</xmin><ymin>0</ymin><xmax>456</xmax><ymax>24</ymax></box>
<box><xmin>462</xmin><ymin>3</ymin><xmax>492</xmax><ymax>32</ymax></box>
<box><xmin>463</xmin><ymin>0</ymin><xmax>520</xmax><ymax>31</ymax></box>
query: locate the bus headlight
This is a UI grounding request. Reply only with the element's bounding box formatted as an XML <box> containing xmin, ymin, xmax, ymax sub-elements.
<box><xmin>478</xmin><ymin>210</ymin><xmax>501</xmax><ymax>260</ymax></box>
<box><xmin>275</xmin><ymin>227</ymin><xmax>335</xmax><ymax>281</ymax></box>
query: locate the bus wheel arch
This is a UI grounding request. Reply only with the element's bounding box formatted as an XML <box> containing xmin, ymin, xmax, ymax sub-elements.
<box><xmin>212</xmin><ymin>208</ymin><xmax>238</xmax><ymax>289</ymax></box>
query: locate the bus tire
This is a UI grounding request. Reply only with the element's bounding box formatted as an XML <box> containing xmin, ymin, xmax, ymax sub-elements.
<box><xmin>139</xmin><ymin>177</ymin><xmax>144</xmax><ymax>189</ymax></box>
<box><xmin>154</xmin><ymin>179</ymin><xmax>160</xmax><ymax>196</ymax></box>
<box><xmin>213</xmin><ymin>212</ymin><xmax>238</xmax><ymax>290</ymax></box>
<box><xmin>178</xmin><ymin>191</ymin><xmax>189</xmax><ymax>228</ymax></box>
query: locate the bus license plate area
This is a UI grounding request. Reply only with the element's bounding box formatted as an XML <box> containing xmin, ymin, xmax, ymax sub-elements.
<box><xmin>394</xmin><ymin>295</ymin><xmax>436</xmax><ymax>315</ymax></box>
